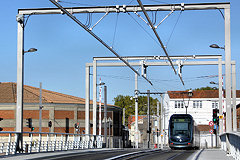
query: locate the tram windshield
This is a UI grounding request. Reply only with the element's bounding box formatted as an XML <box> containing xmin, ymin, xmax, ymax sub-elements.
<box><xmin>170</xmin><ymin>117</ymin><xmax>192</xmax><ymax>137</ymax></box>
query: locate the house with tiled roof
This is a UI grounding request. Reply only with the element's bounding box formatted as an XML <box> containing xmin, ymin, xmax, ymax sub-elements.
<box><xmin>165</xmin><ymin>90</ymin><xmax>240</xmax><ymax>126</ymax></box>
<box><xmin>163</xmin><ymin>90</ymin><xmax>240</xmax><ymax>148</ymax></box>
<box><xmin>0</xmin><ymin>82</ymin><xmax>122</xmax><ymax>136</ymax></box>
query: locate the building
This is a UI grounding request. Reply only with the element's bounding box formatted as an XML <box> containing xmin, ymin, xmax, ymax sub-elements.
<box><xmin>128</xmin><ymin>90</ymin><xmax>240</xmax><ymax>148</ymax></box>
<box><xmin>164</xmin><ymin>90</ymin><xmax>240</xmax><ymax>127</ymax></box>
<box><xmin>0</xmin><ymin>82</ymin><xmax>122</xmax><ymax>137</ymax></box>
<box><xmin>163</xmin><ymin>90</ymin><xmax>240</xmax><ymax>148</ymax></box>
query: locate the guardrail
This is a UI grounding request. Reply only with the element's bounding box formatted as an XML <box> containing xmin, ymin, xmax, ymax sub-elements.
<box><xmin>0</xmin><ymin>131</ymin><xmax>103</xmax><ymax>155</ymax></box>
<box><xmin>220</xmin><ymin>132</ymin><xmax>240</xmax><ymax>160</ymax></box>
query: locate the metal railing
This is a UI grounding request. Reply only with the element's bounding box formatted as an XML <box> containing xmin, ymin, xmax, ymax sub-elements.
<box><xmin>0</xmin><ymin>131</ymin><xmax>103</xmax><ymax>155</ymax></box>
<box><xmin>220</xmin><ymin>132</ymin><xmax>240</xmax><ymax>160</ymax></box>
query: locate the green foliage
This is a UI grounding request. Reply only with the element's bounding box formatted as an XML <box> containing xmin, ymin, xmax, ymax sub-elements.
<box><xmin>194</xmin><ymin>86</ymin><xmax>218</xmax><ymax>90</ymax></box>
<box><xmin>114</xmin><ymin>95</ymin><xmax>159</xmax><ymax>126</ymax></box>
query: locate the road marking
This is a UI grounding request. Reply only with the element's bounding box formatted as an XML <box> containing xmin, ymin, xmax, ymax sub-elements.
<box><xmin>104</xmin><ymin>149</ymin><xmax>162</xmax><ymax>160</ymax></box>
<box><xmin>167</xmin><ymin>151</ymin><xmax>185</xmax><ymax>160</ymax></box>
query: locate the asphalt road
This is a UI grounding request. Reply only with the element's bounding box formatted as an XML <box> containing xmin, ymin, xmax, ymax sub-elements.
<box><xmin>29</xmin><ymin>149</ymin><xmax>197</xmax><ymax>160</ymax></box>
<box><xmin>133</xmin><ymin>150</ymin><xmax>196</xmax><ymax>160</ymax></box>
<box><xmin>29</xmin><ymin>149</ymin><xmax>143</xmax><ymax>160</ymax></box>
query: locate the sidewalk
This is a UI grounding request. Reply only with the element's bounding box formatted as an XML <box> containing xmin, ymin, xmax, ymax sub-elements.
<box><xmin>191</xmin><ymin>149</ymin><xmax>234</xmax><ymax>160</ymax></box>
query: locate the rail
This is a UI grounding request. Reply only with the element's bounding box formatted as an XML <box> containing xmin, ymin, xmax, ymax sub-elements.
<box><xmin>0</xmin><ymin>131</ymin><xmax>103</xmax><ymax>155</ymax></box>
<box><xmin>220</xmin><ymin>132</ymin><xmax>240</xmax><ymax>160</ymax></box>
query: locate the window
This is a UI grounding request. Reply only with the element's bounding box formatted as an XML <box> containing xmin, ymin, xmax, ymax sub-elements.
<box><xmin>175</xmin><ymin>101</ymin><xmax>184</xmax><ymax>108</ymax></box>
<box><xmin>212</xmin><ymin>102</ymin><xmax>218</xmax><ymax>109</ymax></box>
<box><xmin>193</xmin><ymin>101</ymin><xmax>202</xmax><ymax>108</ymax></box>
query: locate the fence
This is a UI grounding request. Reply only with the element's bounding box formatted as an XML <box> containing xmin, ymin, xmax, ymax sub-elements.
<box><xmin>0</xmin><ymin>131</ymin><xmax>103</xmax><ymax>155</ymax></box>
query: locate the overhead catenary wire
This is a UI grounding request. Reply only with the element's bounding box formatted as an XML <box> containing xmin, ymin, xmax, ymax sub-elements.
<box><xmin>112</xmin><ymin>13</ymin><xmax>119</xmax><ymax>48</ymax></box>
<box><xmin>166</xmin><ymin>11</ymin><xmax>182</xmax><ymax>47</ymax></box>
<box><xmin>136</xmin><ymin>0</ymin><xmax>180</xmax><ymax>79</ymax></box>
<box><xmin>127</xmin><ymin>12</ymin><xmax>163</xmax><ymax>50</ymax></box>
<box><xmin>49</xmin><ymin>0</ymin><xmax>156</xmax><ymax>86</ymax></box>
<box><xmin>58</xmin><ymin>0</ymin><xmax>95</xmax><ymax>6</ymax></box>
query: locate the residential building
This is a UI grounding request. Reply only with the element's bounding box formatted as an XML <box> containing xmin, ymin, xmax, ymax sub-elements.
<box><xmin>0</xmin><ymin>82</ymin><xmax>122</xmax><ymax>137</ymax></box>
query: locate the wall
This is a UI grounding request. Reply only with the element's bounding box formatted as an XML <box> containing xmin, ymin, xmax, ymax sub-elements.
<box><xmin>0</xmin><ymin>103</ymin><xmax>121</xmax><ymax>136</ymax></box>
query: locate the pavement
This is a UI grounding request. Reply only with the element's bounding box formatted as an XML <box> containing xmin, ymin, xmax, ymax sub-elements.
<box><xmin>0</xmin><ymin>148</ymin><xmax>235</xmax><ymax>160</ymax></box>
<box><xmin>190</xmin><ymin>148</ymin><xmax>234</xmax><ymax>160</ymax></box>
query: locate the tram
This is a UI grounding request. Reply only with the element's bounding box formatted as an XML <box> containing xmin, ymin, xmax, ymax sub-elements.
<box><xmin>168</xmin><ymin>114</ymin><xmax>200</xmax><ymax>149</ymax></box>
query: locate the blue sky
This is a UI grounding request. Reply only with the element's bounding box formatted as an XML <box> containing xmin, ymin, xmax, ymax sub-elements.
<box><xmin>0</xmin><ymin>0</ymin><xmax>239</xmax><ymax>104</ymax></box>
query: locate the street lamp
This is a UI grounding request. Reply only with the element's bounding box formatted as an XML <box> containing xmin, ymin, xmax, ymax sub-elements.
<box><xmin>96</xmin><ymin>80</ymin><xmax>105</xmax><ymax>141</ymax></box>
<box><xmin>210</xmin><ymin>81</ymin><xmax>219</xmax><ymax>85</ymax></box>
<box><xmin>97</xmin><ymin>82</ymin><xmax>105</xmax><ymax>86</ymax></box>
<box><xmin>182</xmin><ymin>89</ymin><xmax>193</xmax><ymax>114</ymax></box>
<box><xmin>24</xmin><ymin>48</ymin><xmax>37</xmax><ymax>53</ymax></box>
<box><xmin>209</xmin><ymin>44</ymin><xmax>225</xmax><ymax>50</ymax></box>
<box><xmin>16</xmin><ymin>47</ymin><xmax>37</xmax><ymax>152</ymax></box>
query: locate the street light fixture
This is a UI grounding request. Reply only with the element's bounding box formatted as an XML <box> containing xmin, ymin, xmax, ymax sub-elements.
<box><xmin>210</xmin><ymin>81</ymin><xmax>219</xmax><ymax>85</ymax></box>
<box><xmin>24</xmin><ymin>48</ymin><xmax>37</xmax><ymax>53</ymax></box>
<box><xmin>182</xmin><ymin>89</ymin><xmax>193</xmax><ymax>114</ymax></box>
<box><xmin>97</xmin><ymin>82</ymin><xmax>105</xmax><ymax>86</ymax></box>
<box><xmin>209</xmin><ymin>44</ymin><xmax>225</xmax><ymax>50</ymax></box>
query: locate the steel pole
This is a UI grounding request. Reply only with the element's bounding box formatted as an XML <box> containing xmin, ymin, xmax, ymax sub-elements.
<box><xmin>157</xmin><ymin>101</ymin><xmax>160</xmax><ymax>148</ymax></box>
<box><xmin>218</xmin><ymin>58</ymin><xmax>223</xmax><ymax>135</ymax></box>
<box><xmin>93</xmin><ymin>60</ymin><xmax>97</xmax><ymax>136</ymax></box>
<box><xmin>104</xmin><ymin>86</ymin><xmax>107</xmax><ymax>144</ymax></box>
<box><xmin>109</xmin><ymin>121</ymin><xmax>111</xmax><ymax>148</ymax></box>
<box><xmin>160</xmin><ymin>95</ymin><xmax>163</xmax><ymax>149</ymax></box>
<box><xmin>85</xmin><ymin>65</ymin><xmax>90</xmax><ymax>139</ymax></box>
<box><xmin>147</xmin><ymin>90</ymin><xmax>150</xmax><ymax>148</ymax></box>
<box><xmin>16</xmin><ymin>14</ymin><xmax>24</xmax><ymax>153</ymax></box>
<box><xmin>232</xmin><ymin>63</ymin><xmax>237</xmax><ymax>132</ymax></box>
<box><xmin>224</xmin><ymin>7</ymin><xmax>232</xmax><ymax>154</ymax></box>
<box><xmin>163</xmin><ymin>102</ymin><xmax>166</xmax><ymax>147</ymax></box>
<box><xmin>39</xmin><ymin>82</ymin><xmax>42</xmax><ymax>132</ymax></box>
<box><xmin>224</xmin><ymin>7</ymin><xmax>232</xmax><ymax>133</ymax></box>
<box><xmin>123</xmin><ymin>108</ymin><xmax>125</xmax><ymax>126</ymax></box>
<box><xmin>135</xmin><ymin>73</ymin><xmax>138</xmax><ymax>148</ymax></box>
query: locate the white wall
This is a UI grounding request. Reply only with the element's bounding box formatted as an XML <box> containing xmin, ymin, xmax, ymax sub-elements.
<box><xmin>163</xmin><ymin>95</ymin><xmax>240</xmax><ymax>126</ymax></box>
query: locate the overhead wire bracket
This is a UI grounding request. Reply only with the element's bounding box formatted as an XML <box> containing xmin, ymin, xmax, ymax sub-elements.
<box><xmin>49</xmin><ymin>0</ymin><xmax>154</xmax><ymax>86</ymax></box>
<box><xmin>137</xmin><ymin>0</ymin><xmax>184</xmax><ymax>85</ymax></box>
<box><xmin>155</xmin><ymin>9</ymin><xmax>174</xmax><ymax>29</ymax></box>
<box><xmin>90</xmin><ymin>11</ymin><xmax>109</xmax><ymax>31</ymax></box>
<box><xmin>134</xmin><ymin>11</ymin><xmax>151</xmax><ymax>27</ymax></box>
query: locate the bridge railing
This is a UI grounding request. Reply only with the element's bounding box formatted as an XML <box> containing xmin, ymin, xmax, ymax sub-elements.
<box><xmin>0</xmin><ymin>131</ymin><xmax>103</xmax><ymax>155</ymax></box>
<box><xmin>220</xmin><ymin>132</ymin><xmax>240</xmax><ymax>160</ymax></box>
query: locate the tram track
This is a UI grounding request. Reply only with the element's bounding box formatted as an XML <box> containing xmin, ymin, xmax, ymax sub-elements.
<box><xmin>107</xmin><ymin>149</ymin><xmax>196</xmax><ymax>160</ymax></box>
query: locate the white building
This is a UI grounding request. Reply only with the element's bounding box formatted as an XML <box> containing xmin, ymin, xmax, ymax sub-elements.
<box><xmin>163</xmin><ymin>89</ymin><xmax>240</xmax><ymax>148</ymax></box>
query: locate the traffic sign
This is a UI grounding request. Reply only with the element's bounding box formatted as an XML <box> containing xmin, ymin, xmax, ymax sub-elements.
<box><xmin>209</xmin><ymin>129</ymin><xmax>213</xmax><ymax>134</ymax></box>
<box><xmin>209</xmin><ymin>121</ymin><xmax>214</xmax><ymax>127</ymax></box>
<box><xmin>219</xmin><ymin>115</ymin><xmax>223</xmax><ymax>119</ymax></box>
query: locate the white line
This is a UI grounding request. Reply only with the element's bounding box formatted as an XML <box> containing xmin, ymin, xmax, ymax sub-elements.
<box><xmin>105</xmin><ymin>149</ymin><xmax>163</xmax><ymax>160</ymax></box>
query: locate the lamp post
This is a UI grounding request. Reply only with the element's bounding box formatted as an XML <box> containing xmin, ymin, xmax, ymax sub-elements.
<box><xmin>16</xmin><ymin>47</ymin><xmax>37</xmax><ymax>152</ymax></box>
<box><xmin>182</xmin><ymin>89</ymin><xmax>193</xmax><ymax>114</ymax></box>
<box><xmin>97</xmin><ymin>80</ymin><xmax>105</xmax><ymax>143</ymax></box>
<box><xmin>107</xmin><ymin>117</ymin><xmax>112</xmax><ymax>148</ymax></box>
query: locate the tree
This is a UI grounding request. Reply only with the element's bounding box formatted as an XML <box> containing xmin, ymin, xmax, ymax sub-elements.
<box><xmin>114</xmin><ymin>95</ymin><xmax>159</xmax><ymax>126</ymax></box>
<box><xmin>194</xmin><ymin>86</ymin><xmax>218</xmax><ymax>90</ymax></box>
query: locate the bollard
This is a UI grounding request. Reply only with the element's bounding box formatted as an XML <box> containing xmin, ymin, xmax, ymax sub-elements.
<box><xmin>25</xmin><ymin>144</ymin><xmax>28</xmax><ymax>153</ymax></box>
